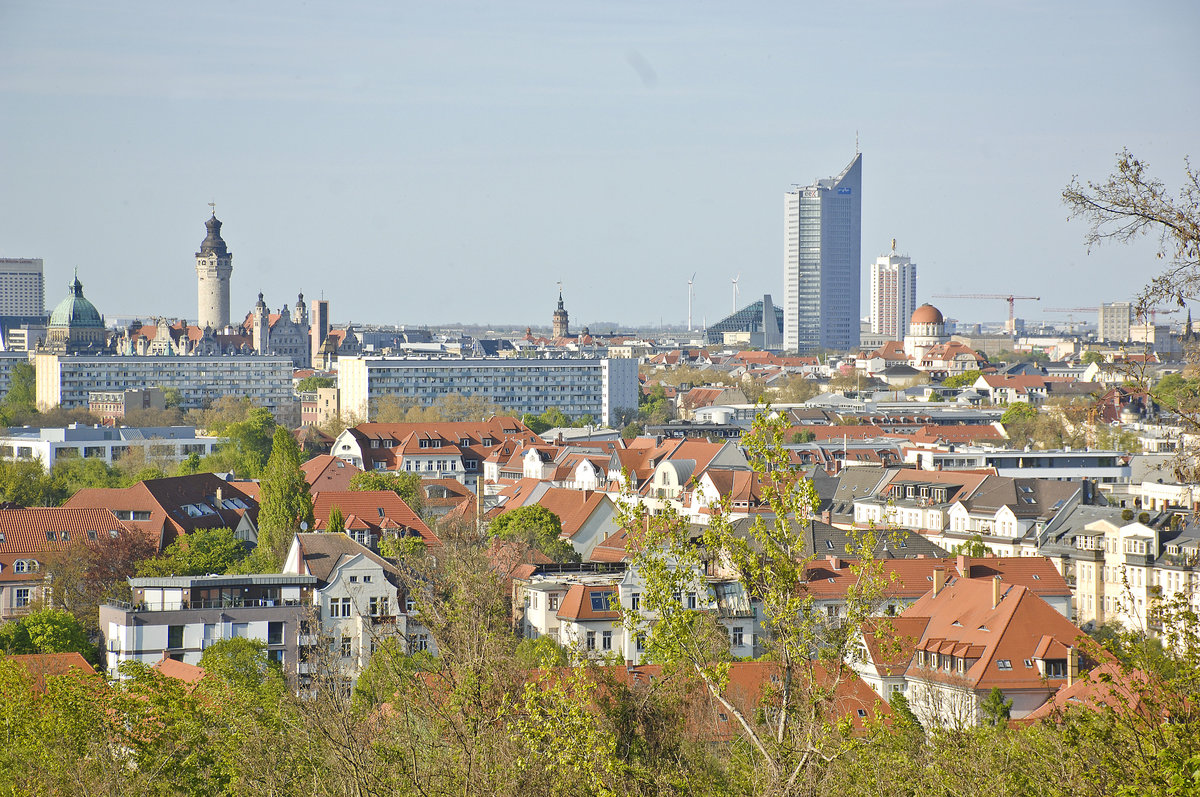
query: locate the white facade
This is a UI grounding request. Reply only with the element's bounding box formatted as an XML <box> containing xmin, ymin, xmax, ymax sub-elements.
<box><xmin>34</xmin><ymin>353</ymin><xmax>297</xmax><ymax>423</ymax></box>
<box><xmin>1098</xmin><ymin>302</ymin><xmax>1132</xmax><ymax>342</ymax></box>
<box><xmin>0</xmin><ymin>258</ymin><xmax>44</xmax><ymax>318</ymax></box>
<box><xmin>869</xmin><ymin>246</ymin><xmax>917</xmax><ymax>340</ymax></box>
<box><xmin>0</xmin><ymin>424</ymin><xmax>221</xmax><ymax>471</ymax></box>
<box><xmin>339</xmin><ymin>356</ymin><xmax>639</xmax><ymax>425</ymax></box>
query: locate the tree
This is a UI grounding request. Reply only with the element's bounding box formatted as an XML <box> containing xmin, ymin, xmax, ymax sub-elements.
<box><xmin>348</xmin><ymin>470</ymin><xmax>424</xmax><ymax>517</ymax></box>
<box><xmin>326</xmin><ymin>505</ymin><xmax>345</xmax><ymax>534</ymax></box>
<box><xmin>161</xmin><ymin>386</ymin><xmax>183</xmax><ymax>408</ymax></box>
<box><xmin>1001</xmin><ymin>401</ymin><xmax>1038</xmax><ymax>423</ymax></box>
<box><xmin>979</xmin><ymin>687</ymin><xmax>1012</xmax><ymax>726</ymax></box>
<box><xmin>136</xmin><ymin>527</ymin><xmax>249</xmax><ymax>577</ymax></box>
<box><xmin>50</xmin><ymin>457</ymin><xmax>125</xmax><ymax>498</ymax></box>
<box><xmin>1064</xmin><ymin>149</ymin><xmax>1199</xmax><ymax>315</ymax></box>
<box><xmin>0</xmin><ymin>608</ymin><xmax>98</xmax><ymax>665</ymax></box>
<box><xmin>294</xmin><ymin>376</ymin><xmax>334</xmax><ymax>393</ymax></box>
<box><xmin>0</xmin><ymin>458</ymin><xmax>61</xmax><ymax>507</ymax></box>
<box><xmin>202</xmin><ymin>406</ymin><xmax>277</xmax><ymax>478</ymax></box>
<box><xmin>952</xmin><ymin>534</ymin><xmax>991</xmax><ymax>558</ymax></box>
<box><xmin>941</xmin><ymin>370</ymin><xmax>983</xmax><ymax>388</ymax></box>
<box><xmin>2</xmin><ymin>361</ymin><xmax>37</xmax><ymax>418</ymax></box>
<box><xmin>487</xmin><ymin>505</ymin><xmax>576</xmax><ymax>562</ymax></box>
<box><xmin>789</xmin><ymin>429</ymin><xmax>815</xmax><ymax>444</ymax></box>
<box><xmin>256</xmin><ymin>426</ymin><xmax>314</xmax><ymax>567</ymax></box>
<box><xmin>514</xmin><ymin>635</ymin><xmax>572</xmax><ymax>669</ymax></box>
<box><xmin>1082</xmin><ymin>350</ymin><xmax>1104</xmax><ymax>366</ymax></box>
<box><xmin>43</xmin><ymin>530</ymin><xmax>157</xmax><ymax>635</ymax></box>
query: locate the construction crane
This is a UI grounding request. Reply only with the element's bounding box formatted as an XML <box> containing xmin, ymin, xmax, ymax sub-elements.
<box><xmin>932</xmin><ymin>294</ymin><xmax>1040</xmax><ymax>333</ymax></box>
<box><xmin>1044</xmin><ymin>307</ymin><xmax>1096</xmax><ymax>333</ymax></box>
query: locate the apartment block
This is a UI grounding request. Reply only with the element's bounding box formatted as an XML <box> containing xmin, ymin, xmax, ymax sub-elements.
<box><xmin>338</xmin><ymin>356</ymin><xmax>639</xmax><ymax>425</ymax></box>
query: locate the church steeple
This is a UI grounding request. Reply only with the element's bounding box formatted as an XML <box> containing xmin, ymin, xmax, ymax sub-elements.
<box><xmin>552</xmin><ymin>286</ymin><xmax>570</xmax><ymax>338</ymax></box>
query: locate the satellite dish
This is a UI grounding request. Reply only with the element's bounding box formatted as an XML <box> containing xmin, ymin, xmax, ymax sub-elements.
<box><xmin>300</xmin><ymin>521</ymin><xmax>309</xmax><ymax>531</ymax></box>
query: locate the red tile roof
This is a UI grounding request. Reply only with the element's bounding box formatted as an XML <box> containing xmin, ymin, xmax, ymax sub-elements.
<box><xmin>311</xmin><ymin>490</ymin><xmax>438</xmax><ymax>546</ymax></box>
<box><xmin>7</xmin><ymin>652</ymin><xmax>97</xmax><ymax>691</ymax></box>
<box><xmin>301</xmin><ymin>454</ymin><xmax>362</xmax><ymax>491</ymax></box>
<box><xmin>555</xmin><ymin>583</ymin><xmax>621</xmax><ymax>620</ymax></box>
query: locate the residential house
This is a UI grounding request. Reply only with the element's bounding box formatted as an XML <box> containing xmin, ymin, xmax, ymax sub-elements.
<box><xmin>310</xmin><ymin>490</ymin><xmax>438</xmax><ymax>551</ymax></box>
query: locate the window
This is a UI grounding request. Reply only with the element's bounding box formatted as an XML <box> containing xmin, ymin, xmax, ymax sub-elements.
<box><xmin>602</xmin><ymin>630</ymin><xmax>612</xmax><ymax>651</ymax></box>
<box><xmin>340</xmin><ymin>636</ymin><xmax>352</xmax><ymax>657</ymax></box>
<box><xmin>636</xmin><ymin>634</ymin><xmax>646</xmax><ymax>652</ymax></box>
<box><xmin>732</xmin><ymin>627</ymin><xmax>744</xmax><ymax>647</ymax></box>
<box><xmin>342</xmin><ymin>597</ymin><xmax>351</xmax><ymax>617</ymax></box>
<box><xmin>406</xmin><ymin>595</ymin><xmax>416</xmax><ymax>613</ymax></box>
<box><xmin>167</xmin><ymin>625</ymin><xmax>184</xmax><ymax>649</ymax></box>
<box><xmin>586</xmin><ymin>631</ymin><xmax>596</xmax><ymax>650</ymax></box>
<box><xmin>14</xmin><ymin>588</ymin><xmax>30</xmax><ymax>608</ymax></box>
<box><xmin>997</xmin><ymin>659</ymin><xmax>1013</xmax><ymax>671</ymax></box>
<box><xmin>590</xmin><ymin>591</ymin><xmax>614</xmax><ymax>612</ymax></box>
<box><xmin>1045</xmin><ymin>660</ymin><xmax>1067</xmax><ymax>678</ymax></box>
<box><xmin>630</xmin><ymin>593</ymin><xmax>640</xmax><ymax>610</ymax></box>
<box><xmin>349</xmin><ymin>576</ymin><xmax>358</xmax><ymax>583</ymax></box>
<box><xmin>531</xmin><ymin>593</ymin><xmax>538</xmax><ymax>610</ymax></box>
<box><xmin>687</xmin><ymin>592</ymin><xmax>697</xmax><ymax>610</ymax></box>
<box><xmin>363</xmin><ymin>575</ymin><xmax>372</xmax><ymax>583</ymax></box>
<box><xmin>268</xmin><ymin>621</ymin><xmax>284</xmax><ymax>645</ymax></box>
<box><xmin>14</xmin><ymin>560</ymin><xmax>27</xmax><ymax>574</ymax></box>
<box><xmin>549</xmin><ymin>594</ymin><xmax>559</xmax><ymax>611</ymax></box>
<box><xmin>411</xmin><ymin>633</ymin><xmax>429</xmax><ymax>652</ymax></box>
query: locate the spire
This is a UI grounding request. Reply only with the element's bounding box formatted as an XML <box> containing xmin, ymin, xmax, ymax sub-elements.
<box><xmin>200</xmin><ymin>213</ymin><xmax>229</xmax><ymax>256</ymax></box>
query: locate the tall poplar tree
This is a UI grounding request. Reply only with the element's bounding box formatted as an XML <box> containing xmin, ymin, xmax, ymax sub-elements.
<box><xmin>256</xmin><ymin>427</ymin><xmax>314</xmax><ymax>567</ymax></box>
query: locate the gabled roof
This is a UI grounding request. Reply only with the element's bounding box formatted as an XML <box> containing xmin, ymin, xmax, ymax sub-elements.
<box><xmin>301</xmin><ymin>454</ymin><xmax>362</xmax><ymax>491</ymax></box>
<box><xmin>493</xmin><ymin>484</ymin><xmax>614</xmax><ymax>540</ymax></box>
<box><xmin>803</xmin><ymin>555</ymin><xmax>1069</xmax><ymax>600</ymax></box>
<box><xmin>311</xmin><ymin>490</ymin><xmax>438</xmax><ymax>546</ymax></box>
<box><xmin>290</xmin><ymin>532</ymin><xmax>402</xmax><ymax>585</ymax></box>
<box><xmin>6</xmin><ymin>652</ymin><xmax>97</xmax><ymax>691</ymax></box>
<box><xmin>154</xmin><ymin>655</ymin><xmax>206</xmax><ymax>685</ymax></box>
<box><xmin>0</xmin><ymin>507</ymin><xmax>130</xmax><ymax>554</ymax></box>
<box><xmin>556</xmin><ymin>583</ymin><xmax>620</xmax><ymax>620</ymax></box>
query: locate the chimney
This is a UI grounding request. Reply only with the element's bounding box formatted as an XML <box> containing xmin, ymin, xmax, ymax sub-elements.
<box><xmin>957</xmin><ymin>553</ymin><xmax>969</xmax><ymax>578</ymax></box>
<box><xmin>991</xmin><ymin>575</ymin><xmax>1003</xmax><ymax>609</ymax></box>
<box><xmin>827</xmin><ymin>554</ymin><xmax>842</xmax><ymax>570</ymax></box>
<box><xmin>932</xmin><ymin>567</ymin><xmax>946</xmax><ymax>597</ymax></box>
<box><xmin>215</xmin><ymin>487</ymin><xmax>223</xmax><ymax>503</ymax></box>
<box><xmin>1067</xmin><ymin>647</ymin><xmax>1079</xmax><ymax>686</ymax></box>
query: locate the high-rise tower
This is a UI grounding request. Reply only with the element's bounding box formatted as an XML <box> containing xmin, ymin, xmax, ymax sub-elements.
<box><xmin>196</xmin><ymin>212</ymin><xmax>233</xmax><ymax>330</ymax></box>
<box><xmin>869</xmin><ymin>239</ymin><xmax>918</xmax><ymax>340</ymax></box>
<box><xmin>783</xmin><ymin>153</ymin><xmax>862</xmax><ymax>353</ymax></box>
<box><xmin>552</xmin><ymin>290</ymin><xmax>569</xmax><ymax>338</ymax></box>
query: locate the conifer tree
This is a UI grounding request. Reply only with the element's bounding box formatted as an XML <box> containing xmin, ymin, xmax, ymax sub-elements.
<box><xmin>256</xmin><ymin>427</ymin><xmax>314</xmax><ymax>566</ymax></box>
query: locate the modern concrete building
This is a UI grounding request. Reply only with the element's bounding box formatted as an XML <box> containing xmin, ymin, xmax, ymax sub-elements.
<box><xmin>338</xmin><ymin>356</ymin><xmax>639</xmax><ymax>426</ymax></box>
<box><xmin>34</xmin><ymin>353</ymin><xmax>297</xmax><ymax>423</ymax></box>
<box><xmin>784</xmin><ymin>153</ymin><xmax>862</xmax><ymax>353</ymax></box>
<box><xmin>195</xmin><ymin>213</ymin><xmax>233</xmax><ymax>330</ymax></box>
<box><xmin>0</xmin><ymin>425</ymin><xmax>221</xmax><ymax>471</ymax></box>
<box><xmin>1098</xmin><ymin>302</ymin><xmax>1133</xmax><ymax>342</ymax></box>
<box><xmin>869</xmin><ymin>241</ymin><xmax>918</xmax><ymax>340</ymax></box>
<box><xmin>99</xmin><ymin>574</ymin><xmax>316</xmax><ymax>680</ymax></box>
<box><xmin>0</xmin><ymin>258</ymin><xmax>45</xmax><ymax>322</ymax></box>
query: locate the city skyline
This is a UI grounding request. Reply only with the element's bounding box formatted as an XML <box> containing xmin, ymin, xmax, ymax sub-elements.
<box><xmin>1</xmin><ymin>1</ymin><xmax>1197</xmax><ymax>328</ymax></box>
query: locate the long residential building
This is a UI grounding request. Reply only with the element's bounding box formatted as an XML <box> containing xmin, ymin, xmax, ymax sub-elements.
<box><xmin>34</xmin><ymin>353</ymin><xmax>297</xmax><ymax>423</ymax></box>
<box><xmin>338</xmin><ymin>356</ymin><xmax>639</xmax><ymax>425</ymax></box>
<box><xmin>0</xmin><ymin>425</ymin><xmax>221</xmax><ymax>472</ymax></box>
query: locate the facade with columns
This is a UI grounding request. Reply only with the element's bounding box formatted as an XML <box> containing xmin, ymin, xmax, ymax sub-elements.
<box><xmin>195</xmin><ymin>214</ymin><xmax>233</xmax><ymax>331</ymax></box>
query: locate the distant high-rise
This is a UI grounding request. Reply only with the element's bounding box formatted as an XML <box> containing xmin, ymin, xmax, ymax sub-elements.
<box><xmin>869</xmin><ymin>240</ymin><xmax>917</xmax><ymax>340</ymax></box>
<box><xmin>0</xmin><ymin>258</ymin><xmax>45</xmax><ymax>320</ymax></box>
<box><xmin>196</xmin><ymin>213</ymin><xmax>233</xmax><ymax>330</ymax></box>
<box><xmin>311</xmin><ymin>299</ymin><xmax>330</xmax><ymax>364</ymax></box>
<box><xmin>1098</xmin><ymin>301</ymin><xmax>1133</xmax><ymax>342</ymax></box>
<box><xmin>783</xmin><ymin>153</ymin><xmax>862</xmax><ymax>353</ymax></box>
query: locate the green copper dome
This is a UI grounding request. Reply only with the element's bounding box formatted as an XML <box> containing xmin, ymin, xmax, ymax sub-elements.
<box><xmin>49</xmin><ymin>275</ymin><xmax>104</xmax><ymax>329</ymax></box>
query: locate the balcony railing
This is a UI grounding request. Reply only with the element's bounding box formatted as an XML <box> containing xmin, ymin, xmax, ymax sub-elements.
<box><xmin>106</xmin><ymin>598</ymin><xmax>305</xmax><ymax>612</ymax></box>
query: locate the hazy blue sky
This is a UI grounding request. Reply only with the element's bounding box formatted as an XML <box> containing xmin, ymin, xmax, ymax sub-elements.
<box><xmin>1</xmin><ymin>1</ymin><xmax>1197</xmax><ymax>330</ymax></box>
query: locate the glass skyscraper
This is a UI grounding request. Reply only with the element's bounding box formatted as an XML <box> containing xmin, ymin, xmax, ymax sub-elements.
<box><xmin>783</xmin><ymin>154</ymin><xmax>861</xmax><ymax>353</ymax></box>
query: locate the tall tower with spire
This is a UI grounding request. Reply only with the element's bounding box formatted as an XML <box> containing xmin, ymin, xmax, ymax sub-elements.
<box><xmin>195</xmin><ymin>211</ymin><xmax>233</xmax><ymax>330</ymax></box>
<box><xmin>552</xmin><ymin>288</ymin><xmax>570</xmax><ymax>338</ymax></box>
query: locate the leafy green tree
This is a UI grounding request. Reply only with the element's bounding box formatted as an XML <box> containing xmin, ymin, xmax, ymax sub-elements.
<box><xmin>888</xmin><ymin>691</ymin><xmax>922</xmax><ymax>733</ymax></box>
<box><xmin>979</xmin><ymin>687</ymin><xmax>1012</xmax><ymax>726</ymax></box>
<box><xmin>295</xmin><ymin>376</ymin><xmax>335</xmax><ymax>392</ymax></box>
<box><xmin>1081</xmin><ymin>350</ymin><xmax>1104</xmax><ymax>366</ymax></box>
<box><xmin>789</xmin><ymin>429</ymin><xmax>815</xmax><ymax>444</ymax></box>
<box><xmin>326</xmin><ymin>505</ymin><xmax>345</xmax><ymax>534</ymax></box>
<box><xmin>176</xmin><ymin>451</ymin><xmax>202</xmax><ymax>476</ymax></box>
<box><xmin>2</xmin><ymin>361</ymin><xmax>37</xmax><ymax>415</ymax></box>
<box><xmin>1001</xmin><ymin>401</ymin><xmax>1038</xmax><ymax>423</ymax></box>
<box><xmin>49</xmin><ymin>457</ymin><xmax>125</xmax><ymax>498</ymax></box>
<box><xmin>348</xmin><ymin>470</ymin><xmax>424</xmax><ymax>517</ymax></box>
<box><xmin>0</xmin><ymin>458</ymin><xmax>61</xmax><ymax>506</ymax></box>
<box><xmin>952</xmin><ymin>534</ymin><xmax>991</xmax><ymax>558</ymax></box>
<box><xmin>514</xmin><ymin>635</ymin><xmax>572</xmax><ymax>669</ymax></box>
<box><xmin>202</xmin><ymin>406</ymin><xmax>277</xmax><ymax>478</ymax></box>
<box><xmin>621</xmin><ymin>421</ymin><xmax>644</xmax><ymax>441</ymax></box>
<box><xmin>136</xmin><ymin>527</ymin><xmax>249</xmax><ymax>577</ymax></box>
<box><xmin>941</xmin><ymin>370</ymin><xmax>983</xmax><ymax>388</ymax></box>
<box><xmin>160</xmin><ymin>386</ymin><xmax>183</xmax><ymax>408</ymax></box>
<box><xmin>487</xmin><ymin>505</ymin><xmax>576</xmax><ymax>562</ymax></box>
<box><xmin>0</xmin><ymin>608</ymin><xmax>98</xmax><ymax>665</ymax></box>
<box><xmin>256</xmin><ymin>427</ymin><xmax>314</xmax><ymax>567</ymax></box>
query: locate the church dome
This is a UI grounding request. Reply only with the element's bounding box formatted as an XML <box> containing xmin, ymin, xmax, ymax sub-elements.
<box><xmin>910</xmin><ymin>304</ymin><xmax>944</xmax><ymax>326</ymax></box>
<box><xmin>199</xmin><ymin>214</ymin><xmax>229</xmax><ymax>256</ymax></box>
<box><xmin>49</xmin><ymin>275</ymin><xmax>104</xmax><ymax>329</ymax></box>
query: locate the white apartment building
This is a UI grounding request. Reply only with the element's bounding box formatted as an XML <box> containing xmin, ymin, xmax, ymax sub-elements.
<box><xmin>1098</xmin><ymin>302</ymin><xmax>1132</xmax><ymax>342</ymax></box>
<box><xmin>0</xmin><ymin>258</ymin><xmax>45</xmax><ymax>319</ymax></box>
<box><xmin>0</xmin><ymin>424</ymin><xmax>221</xmax><ymax>470</ymax></box>
<box><xmin>34</xmin><ymin>353</ymin><xmax>297</xmax><ymax>423</ymax></box>
<box><xmin>338</xmin><ymin>356</ymin><xmax>639</xmax><ymax>425</ymax></box>
<box><xmin>869</xmin><ymin>243</ymin><xmax>918</xmax><ymax>340</ymax></box>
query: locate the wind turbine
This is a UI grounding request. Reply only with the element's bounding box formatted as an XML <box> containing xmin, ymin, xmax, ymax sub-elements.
<box><xmin>731</xmin><ymin>273</ymin><xmax>741</xmax><ymax>314</ymax></box>
<box><xmin>687</xmin><ymin>272</ymin><xmax>696</xmax><ymax>332</ymax></box>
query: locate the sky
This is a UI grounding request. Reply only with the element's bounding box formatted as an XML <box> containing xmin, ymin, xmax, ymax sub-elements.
<box><xmin>1</xmin><ymin>0</ymin><xmax>1197</xmax><ymax>331</ymax></box>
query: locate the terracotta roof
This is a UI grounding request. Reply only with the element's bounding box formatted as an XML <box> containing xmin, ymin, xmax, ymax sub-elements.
<box><xmin>1024</xmin><ymin>661</ymin><xmax>1157</xmax><ymax>722</ymax></box>
<box><xmin>556</xmin><ymin>583</ymin><xmax>621</xmax><ymax>620</ymax></box>
<box><xmin>494</xmin><ymin>485</ymin><xmax>613</xmax><ymax>540</ymax></box>
<box><xmin>859</xmin><ymin>617</ymin><xmax>929</xmax><ymax>676</ymax></box>
<box><xmin>154</xmin><ymin>655</ymin><xmax>206</xmax><ymax>685</ymax></box>
<box><xmin>803</xmin><ymin>556</ymin><xmax>1070</xmax><ymax>600</ymax></box>
<box><xmin>7</xmin><ymin>652</ymin><xmax>96</xmax><ymax>691</ymax></box>
<box><xmin>301</xmin><ymin>454</ymin><xmax>362</xmax><ymax>491</ymax></box>
<box><xmin>311</xmin><ymin>490</ymin><xmax>438</xmax><ymax>546</ymax></box>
